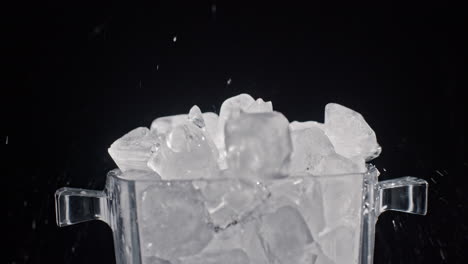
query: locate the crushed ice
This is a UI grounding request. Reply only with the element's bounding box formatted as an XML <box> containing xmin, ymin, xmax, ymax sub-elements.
<box><xmin>108</xmin><ymin>93</ymin><xmax>381</xmax><ymax>264</ymax></box>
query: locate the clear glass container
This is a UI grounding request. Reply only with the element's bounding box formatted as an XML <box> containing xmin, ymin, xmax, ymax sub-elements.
<box><xmin>55</xmin><ymin>165</ymin><xmax>428</xmax><ymax>264</ymax></box>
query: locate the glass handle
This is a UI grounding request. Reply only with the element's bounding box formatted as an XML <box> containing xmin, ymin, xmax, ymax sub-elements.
<box><xmin>360</xmin><ymin>166</ymin><xmax>429</xmax><ymax>264</ymax></box>
<box><xmin>376</xmin><ymin>177</ymin><xmax>428</xmax><ymax>216</ymax></box>
<box><xmin>55</xmin><ymin>187</ymin><xmax>110</xmax><ymax>227</ymax></box>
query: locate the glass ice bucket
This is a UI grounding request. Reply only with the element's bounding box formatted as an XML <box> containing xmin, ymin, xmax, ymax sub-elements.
<box><xmin>55</xmin><ymin>165</ymin><xmax>427</xmax><ymax>264</ymax></box>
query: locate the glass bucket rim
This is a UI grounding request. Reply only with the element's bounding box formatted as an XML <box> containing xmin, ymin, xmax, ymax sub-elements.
<box><xmin>107</xmin><ymin>165</ymin><xmax>377</xmax><ymax>183</ymax></box>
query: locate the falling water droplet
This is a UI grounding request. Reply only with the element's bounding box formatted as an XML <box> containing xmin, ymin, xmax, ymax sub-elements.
<box><xmin>173</xmin><ymin>36</ymin><xmax>177</xmax><ymax>42</ymax></box>
<box><xmin>439</xmin><ymin>248</ymin><xmax>446</xmax><ymax>260</ymax></box>
<box><xmin>211</xmin><ymin>4</ymin><xmax>217</xmax><ymax>14</ymax></box>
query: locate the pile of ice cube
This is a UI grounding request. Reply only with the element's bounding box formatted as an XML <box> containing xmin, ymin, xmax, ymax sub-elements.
<box><xmin>108</xmin><ymin>94</ymin><xmax>381</xmax><ymax>264</ymax></box>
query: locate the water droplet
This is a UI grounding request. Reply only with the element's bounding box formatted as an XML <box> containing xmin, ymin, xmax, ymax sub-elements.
<box><xmin>439</xmin><ymin>248</ymin><xmax>446</xmax><ymax>260</ymax></box>
<box><xmin>32</xmin><ymin>220</ymin><xmax>36</xmax><ymax>230</ymax></box>
<box><xmin>227</xmin><ymin>78</ymin><xmax>232</xmax><ymax>85</ymax></box>
<box><xmin>173</xmin><ymin>36</ymin><xmax>177</xmax><ymax>42</ymax></box>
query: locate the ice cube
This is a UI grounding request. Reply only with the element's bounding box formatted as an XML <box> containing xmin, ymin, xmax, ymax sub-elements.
<box><xmin>324</xmin><ymin>103</ymin><xmax>381</xmax><ymax>161</ymax></box>
<box><xmin>289</xmin><ymin>121</ymin><xmax>324</xmax><ymax>131</ymax></box>
<box><xmin>200</xmin><ymin>112</ymin><xmax>226</xmax><ymax>169</ymax></box>
<box><xmin>312</xmin><ymin>153</ymin><xmax>364</xmax><ymax>175</ymax></box>
<box><xmin>265</xmin><ymin>176</ymin><xmax>325</xmax><ymax>239</ymax></box>
<box><xmin>139</xmin><ymin>182</ymin><xmax>213</xmax><ymax>260</ymax></box>
<box><xmin>350</xmin><ymin>156</ymin><xmax>367</xmax><ymax>173</ymax></box>
<box><xmin>216</xmin><ymin>94</ymin><xmax>275</xmax><ymax>169</ymax></box>
<box><xmin>219</xmin><ymin>94</ymin><xmax>256</xmax><ymax>122</ymax></box>
<box><xmin>225</xmin><ymin>111</ymin><xmax>292</xmax><ymax>180</ymax></box>
<box><xmin>245</xmin><ymin>98</ymin><xmax>273</xmax><ymax>113</ymax></box>
<box><xmin>108</xmin><ymin>127</ymin><xmax>158</xmax><ymax>172</ymax></box>
<box><xmin>121</xmin><ymin>169</ymin><xmax>161</xmax><ymax>180</ymax></box>
<box><xmin>258</xmin><ymin>205</ymin><xmax>314</xmax><ymax>264</ymax></box>
<box><xmin>202</xmin><ymin>112</ymin><xmax>219</xmax><ymax>143</ymax></box>
<box><xmin>197</xmin><ymin>218</ymin><xmax>269</xmax><ymax>264</ymax></box>
<box><xmin>147</xmin><ymin>122</ymin><xmax>219</xmax><ymax>180</ymax></box>
<box><xmin>216</xmin><ymin>94</ymin><xmax>255</xmax><ymax>154</ymax></box>
<box><xmin>314</xmin><ymin>254</ymin><xmax>335</xmax><ymax>264</ymax></box>
<box><xmin>150</xmin><ymin>114</ymin><xmax>188</xmax><ymax>135</ymax></box>
<box><xmin>239</xmin><ymin>220</ymin><xmax>270</xmax><ymax>264</ymax></box>
<box><xmin>299</xmin><ymin>243</ymin><xmax>335</xmax><ymax>264</ymax></box>
<box><xmin>179</xmin><ymin>249</ymin><xmax>250</xmax><ymax>264</ymax></box>
<box><xmin>142</xmin><ymin>256</ymin><xmax>171</xmax><ymax>264</ymax></box>
<box><xmin>317</xmin><ymin>226</ymin><xmax>360</xmax><ymax>264</ymax></box>
<box><xmin>150</xmin><ymin>107</ymin><xmax>215</xmax><ymax>137</ymax></box>
<box><xmin>289</xmin><ymin>127</ymin><xmax>335</xmax><ymax>174</ymax></box>
<box><xmin>188</xmin><ymin>105</ymin><xmax>205</xmax><ymax>128</ymax></box>
<box><xmin>193</xmin><ymin>178</ymin><xmax>269</xmax><ymax>228</ymax></box>
<box><xmin>317</xmin><ymin>172</ymin><xmax>363</xmax><ymax>232</ymax></box>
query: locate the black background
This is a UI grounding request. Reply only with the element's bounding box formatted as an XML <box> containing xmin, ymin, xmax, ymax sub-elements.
<box><xmin>5</xmin><ymin>1</ymin><xmax>466</xmax><ymax>263</ymax></box>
